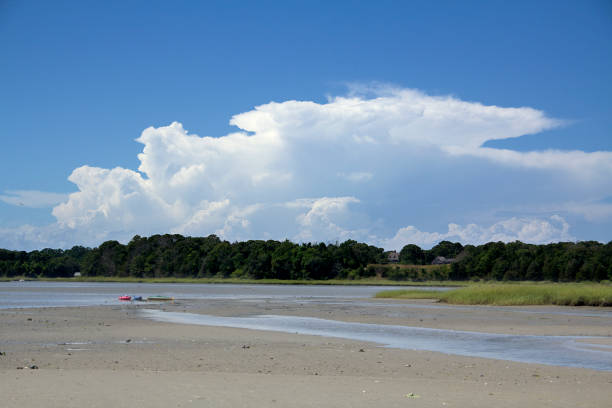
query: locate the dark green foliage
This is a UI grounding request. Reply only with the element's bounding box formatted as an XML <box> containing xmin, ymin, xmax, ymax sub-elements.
<box><xmin>427</xmin><ymin>241</ymin><xmax>464</xmax><ymax>263</ymax></box>
<box><xmin>399</xmin><ymin>241</ymin><xmax>464</xmax><ymax>265</ymax></box>
<box><xmin>447</xmin><ymin>240</ymin><xmax>612</xmax><ymax>282</ymax></box>
<box><xmin>1</xmin><ymin>237</ymin><xmax>611</xmax><ymax>282</ymax></box>
<box><xmin>0</xmin><ymin>246</ymin><xmax>87</xmax><ymax>278</ymax></box>
<box><xmin>399</xmin><ymin>244</ymin><xmax>424</xmax><ymax>264</ymax></box>
<box><xmin>0</xmin><ymin>235</ymin><xmax>385</xmax><ymax>280</ymax></box>
<box><xmin>368</xmin><ymin>264</ymin><xmax>450</xmax><ymax>281</ymax></box>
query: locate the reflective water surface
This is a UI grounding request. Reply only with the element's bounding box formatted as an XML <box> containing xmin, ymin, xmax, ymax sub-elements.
<box><xmin>142</xmin><ymin>309</ymin><xmax>612</xmax><ymax>371</ymax></box>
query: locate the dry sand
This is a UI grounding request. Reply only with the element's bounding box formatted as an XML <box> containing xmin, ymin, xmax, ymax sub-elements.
<box><xmin>1</xmin><ymin>299</ymin><xmax>611</xmax><ymax>407</ymax></box>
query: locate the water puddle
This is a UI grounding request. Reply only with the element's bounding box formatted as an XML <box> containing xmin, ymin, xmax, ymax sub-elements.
<box><xmin>141</xmin><ymin>310</ymin><xmax>612</xmax><ymax>371</ymax></box>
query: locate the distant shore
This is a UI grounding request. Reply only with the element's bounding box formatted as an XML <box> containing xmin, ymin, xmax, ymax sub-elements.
<box><xmin>0</xmin><ymin>276</ymin><xmax>465</xmax><ymax>286</ymax></box>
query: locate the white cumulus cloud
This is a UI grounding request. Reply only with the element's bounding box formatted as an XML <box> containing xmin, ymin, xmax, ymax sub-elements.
<box><xmin>291</xmin><ymin>196</ymin><xmax>362</xmax><ymax>242</ymax></box>
<box><xmin>382</xmin><ymin>216</ymin><xmax>574</xmax><ymax>250</ymax></box>
<box><xmin>2</xmin><ymin>85</ymin><xmax>611</xmax><ymax>250</ymax></box>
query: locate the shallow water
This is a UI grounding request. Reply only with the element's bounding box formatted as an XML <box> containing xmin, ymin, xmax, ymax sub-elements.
<box><xmin>2</xmin><ymin>281</ymin><xmax>612</xmax><ymax>319</ymax></box>
<box><xmin>0</xmin><ymin>281</ymin><xmax>410</xmax><ymax>309</ymax></box>
<box><xmin>142</xmin><ymin>309</ymin><xmax>612</xmax><ymax>371</ymax></box>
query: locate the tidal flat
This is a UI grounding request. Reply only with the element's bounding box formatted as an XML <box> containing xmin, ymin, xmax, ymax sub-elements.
<box><xmin>1</xmin><ymin>283</ymin><xmax>611</xmax><ymax>407</ymax></box>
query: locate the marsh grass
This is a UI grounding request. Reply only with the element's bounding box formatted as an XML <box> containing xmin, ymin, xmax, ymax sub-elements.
<box><xmin>376</xmin><ymin>283</ymin><xmax>612</xmax><ymax>306</ymax></box>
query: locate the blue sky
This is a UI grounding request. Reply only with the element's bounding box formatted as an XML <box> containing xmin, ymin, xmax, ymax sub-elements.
<box><xmin>1</xmin><ymin>0</ymin><xmax>611</xmax><ymax>250</ymax></box>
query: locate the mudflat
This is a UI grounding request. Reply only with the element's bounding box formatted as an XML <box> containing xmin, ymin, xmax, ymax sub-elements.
<box><xmin>1</xmin><ymin>299</ymin><xmax>611</xmax><ymax>408</ymax></box>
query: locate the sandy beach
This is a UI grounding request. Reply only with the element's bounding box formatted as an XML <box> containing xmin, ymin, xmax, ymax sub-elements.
<box><xmin>1</xmin><ymin>298</ymin><xmax>611</xmax><ymax>408</ymax></box>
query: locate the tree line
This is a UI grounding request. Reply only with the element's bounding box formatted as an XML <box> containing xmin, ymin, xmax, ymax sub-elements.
<box><xmin>448</xmin><ymin>240</ymin><xmax>612</xmax><ymax>282</ymax></box>
<box><xmin>0</xmin><ymin>234</ymin><xmax>611</xmax><ymax>282</ymax></box>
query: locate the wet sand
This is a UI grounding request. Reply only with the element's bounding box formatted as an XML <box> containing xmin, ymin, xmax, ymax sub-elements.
<box><xmin>1</xmin><ymin>300</ymin><xmax>611</xmax><ymax>407</ymax></box>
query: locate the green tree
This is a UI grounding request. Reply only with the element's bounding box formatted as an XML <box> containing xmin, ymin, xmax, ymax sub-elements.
<box><xmin>399</xmin><ymin>244</ymin><xmax>424</xmax><ymax>264</ymax></box>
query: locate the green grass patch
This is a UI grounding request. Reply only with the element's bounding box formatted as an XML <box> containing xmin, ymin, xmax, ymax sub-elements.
<box><xmin>376</xmin><ymin>283</ymin><xmax>612</xmax><ymax>306</ymax></box>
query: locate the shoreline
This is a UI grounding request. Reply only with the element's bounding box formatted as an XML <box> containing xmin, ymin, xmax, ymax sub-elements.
<box><xmin>6</xmin><ymin>279</ymin><xmax>612</xmax><ymax>309</ymax></box>
<box><xmin>0</xmin><ymin>276</ymin><xmax>466</xmax><ymax>287</ymax></box>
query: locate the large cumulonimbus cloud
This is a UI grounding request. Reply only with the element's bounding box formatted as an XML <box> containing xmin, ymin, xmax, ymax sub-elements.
<box><xmin>4</xmin><ymin>86</ymin><xmax>612</xmax><ymax>250</ymax></box>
